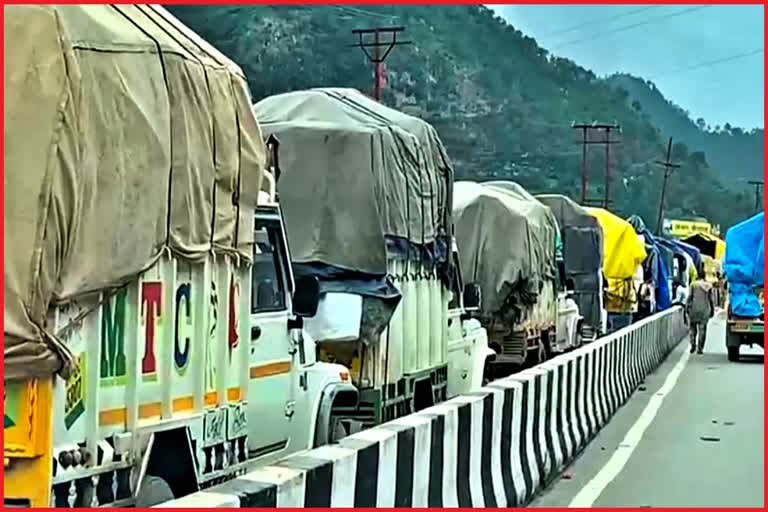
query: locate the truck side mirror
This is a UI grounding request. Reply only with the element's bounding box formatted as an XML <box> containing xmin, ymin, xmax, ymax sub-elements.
<box><xmin>463</xmin><ymin>282</ymin><xmax>482</xmax><ymax>311</ymax></box>
<box><xmin>293</xmin><ymin>275</ymin><xmax>320</xmax><ymax>318</ymax></box>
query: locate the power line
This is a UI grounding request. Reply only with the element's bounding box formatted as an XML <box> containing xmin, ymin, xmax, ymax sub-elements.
<box><xmin>551</xmin><ymin>5</ymin><xmax>713</xmax><ymax>50</ymax></box>
<box><xmin>648</xmin><ymin>48</ymin><xmax>764</xmax><ymax>81</ymax></box>
<box><xmin>333</xmin><ymin>5</ymin><xmax>398</xmax><ymax>21</ymax></box>
<box><xmin>541</xmin><ymin>5</ymin><xmax>662</xmax><ymax>40</ymax></box>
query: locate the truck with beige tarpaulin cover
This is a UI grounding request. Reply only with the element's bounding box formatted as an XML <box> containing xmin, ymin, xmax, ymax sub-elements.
<box><xmin>4</xmin><ymin>5</ymin><xmax>356</xmax><ymax>507</ymax></box>
<box><xmin>253</xmin><ymin>88</ymin><xmax>493</xmax><ymax>431</ymax></box>
<box><xmin>452</xmin><ymin>180</ymin><xmax>576</xmax><ymax>376</ymax></box>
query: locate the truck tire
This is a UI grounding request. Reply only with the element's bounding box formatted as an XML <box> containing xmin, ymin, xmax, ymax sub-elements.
<box><xmin>330</xmin><ymin>420</ymin><xmax>348</xmax><ymax>444</ymax></box>
<box><xmin>727</xmin><ymin>345</ymin><xmax>740</xmax><ymax>362</ymax></box>
<box><xmin>136</xmin><ymin>475</ymin><xmax>175</xmax><ymax>507</ymax></box>
<box><xmin>573</xmin><ymin>331</ymin><xmax>583</xmax><ymax>349</ymax></box>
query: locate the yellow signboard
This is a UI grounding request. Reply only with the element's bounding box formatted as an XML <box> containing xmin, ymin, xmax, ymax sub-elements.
<box><xmin>664</xmin><ymin>219</ymin><xmax>712</xmax><ymax>238</ymax></box>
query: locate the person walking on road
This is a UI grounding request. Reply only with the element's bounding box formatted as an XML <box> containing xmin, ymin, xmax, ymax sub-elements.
<box><xmin>687</xmin><ymin>269</ymin><xmax>715</xmax><ymax>354</ymax></box>
<box><xmin>635</xmin><ymin>276</ymin><xmax>654</xmax><ymax>321</ymax></box>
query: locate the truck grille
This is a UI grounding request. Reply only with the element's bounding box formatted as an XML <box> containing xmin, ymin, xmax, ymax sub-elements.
<box><xmin>501</xmin><ymin>331</ymin><xmax>527</xmax><ymax>358</ymax></box>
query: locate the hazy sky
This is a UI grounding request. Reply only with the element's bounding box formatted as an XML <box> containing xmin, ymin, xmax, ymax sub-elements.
<box><xmin>490</xmin><ymin>4</ymin><xmax>764</xmax><ymax>130</ymax></box>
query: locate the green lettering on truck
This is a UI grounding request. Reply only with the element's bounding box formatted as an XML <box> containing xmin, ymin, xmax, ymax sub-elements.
<box><xmin>101</xmin><ymin>288</ymin><xmax>127</xmax><ymax>383</ymax></box>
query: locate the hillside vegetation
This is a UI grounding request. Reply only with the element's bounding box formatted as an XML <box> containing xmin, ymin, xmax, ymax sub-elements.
<box><xmin>168</xmin><ymin>4</ymin><xmax>760</xmax><ymax>231</ymax></box>
<box><xmin>607</xmin><ymin>73</ymin><xmax>763</xmax><ymax>182</ymax></box>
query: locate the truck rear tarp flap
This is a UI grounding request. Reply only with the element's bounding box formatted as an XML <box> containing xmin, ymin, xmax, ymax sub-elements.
<box><xmin>453</xmin><ymin>181</ymin><xmax>557</xmax><ymax>322</ymax></box>
<box><xmin>4</xmin><ymin>4</ymin><xmax>266</xmax><ymax>381</ymax></box>
<box><xmin>586</xmin><ymin>208</ymin><xmax>647</xmax><ymax>313</ymax></box>
<box><xmin>723</xmin><ymin>212</ymin><xmax>764</xmax><ymax>318</ymax></box>
<box><xmin>536</xmin><ymin>194</ymin><xmax>604</xmax><ymax>327</ymax></box>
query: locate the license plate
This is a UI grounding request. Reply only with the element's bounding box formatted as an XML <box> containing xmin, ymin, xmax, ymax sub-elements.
<box><xmin>202</xmin><ymin>408</ymin><xmax>227</xmax><ymax>447</ymax></box>
<box><xmin>731</xmin><ymin>322</ymin><xmax>763</xmax><ymax>333</ymax></box>
<box><xmin>227</xmin><ymin>402</ymin><xmax>248</xmax><ymax>439</ymax></box>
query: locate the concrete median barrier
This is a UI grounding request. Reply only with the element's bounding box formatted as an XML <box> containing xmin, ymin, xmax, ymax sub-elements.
<box><xmin>156</xmin><ymin>307</ymin><xmax>686</xmax><ymax>508</ymax></box>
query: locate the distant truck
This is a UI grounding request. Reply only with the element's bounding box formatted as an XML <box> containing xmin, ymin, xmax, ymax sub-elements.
<box><xmin>452</xmin><ymin>181</ymin><xmax>582</xmax><ymax>378</ymax></box>
<box><xmin>537</xmin><ymin>194</ymin><xmax>605</xmax><ymax>341</ymax></box>
<box><xmin>723</xmin><ymin>212</ymin><xmax>764</xmax><ymax>362</ymax></box>
<box><xmin>586</xmin><ymin>208</ymin><xmax>647</xmax><ymax>333</ymax></box>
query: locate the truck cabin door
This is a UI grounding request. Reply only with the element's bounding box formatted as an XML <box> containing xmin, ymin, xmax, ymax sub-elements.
<box><xmin>247</xmin><ymin>214</ymin><xmax>297</xmax><ymax>458</ymax></box>
<box><xmin>447</xmin><ymin>249</ymin><xmax>465</xmax><ymax>339</ymax></box>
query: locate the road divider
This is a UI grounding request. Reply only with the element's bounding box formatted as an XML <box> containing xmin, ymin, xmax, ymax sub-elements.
<box><xmin>157</xmin><ymin>307</ymin><xmax>687</xmax><ymax>508</ymax></box>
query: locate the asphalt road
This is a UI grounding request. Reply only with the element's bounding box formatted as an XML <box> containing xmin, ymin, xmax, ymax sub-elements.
<box><xmin>532</xmin><ymin>311</ymin><xmax>764</xmax><ymax>508</ymax></box>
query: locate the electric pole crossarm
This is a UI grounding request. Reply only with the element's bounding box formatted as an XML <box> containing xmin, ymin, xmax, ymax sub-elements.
<box><xmin>350</xmin><ymin>26</ymin><xmax>412</xmax><ymax>101</ymax></box>
<box><xmin>352</xmin><ymin>26</ymin><xmax>406</xmax><ymax>35</ymax></box>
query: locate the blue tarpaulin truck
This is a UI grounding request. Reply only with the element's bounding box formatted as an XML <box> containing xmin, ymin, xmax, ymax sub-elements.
<box><xmin>722</xmin><ymin>212</ymin><xmax>764</xmax><ymax>362</ymax></box>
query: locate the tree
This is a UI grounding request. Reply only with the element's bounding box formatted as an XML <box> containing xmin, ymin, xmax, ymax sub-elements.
<box><xmin>166</xmin><ymin>4</ymin><xmax>759</xmax><ymax>231</ymax></box>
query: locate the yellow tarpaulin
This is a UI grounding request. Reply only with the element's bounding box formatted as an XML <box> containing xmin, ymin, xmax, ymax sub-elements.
<box><xmin>586</xmin><ymin>208</ymin><xmax>647</xmax><ymax>313</ymax></box>
<box><xmin>701</xmin><ymin>254</ymin><xmax>721</xmax><ymax>282</ymax></box>
<box><xmin>701</xmin><ymin>233</ymin><xmax>726</xmax><ymax>261</ymax></box>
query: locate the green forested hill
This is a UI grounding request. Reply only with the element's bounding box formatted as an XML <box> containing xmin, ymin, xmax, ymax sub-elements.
<box><xmin>167</xmin><ymin>4</ymin><xmax>759</xmax><ymax>231</ymax></box>
<box><xmin>607</xmin><ymin>73</ymin><xmax>764</xmax><ymax>183</ymax></box>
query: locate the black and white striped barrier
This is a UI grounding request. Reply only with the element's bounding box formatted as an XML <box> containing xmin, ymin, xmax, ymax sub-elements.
<box><xmin>157</xmin><ymin>307</ymin><xmax>686</xmax><ymax>508</ymax></box>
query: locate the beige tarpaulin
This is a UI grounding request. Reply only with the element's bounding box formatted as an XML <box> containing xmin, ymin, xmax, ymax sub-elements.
<box><xmin>4</xmin><ymin>4</ymin><xmax>265</xmax><ymax>381</ymax></box>
<box><xmin>453</xmin><ymin>181</ymin><xmax>557</xmax><ymax>322</ymax></box>
<box><xmin>254</xmin><ymin>88</ymin><xmax>452</xmax><ymax>275</ymax></box>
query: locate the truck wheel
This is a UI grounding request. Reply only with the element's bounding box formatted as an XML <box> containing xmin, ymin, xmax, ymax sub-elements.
<box><xmin>330</xmin><ymin>420</ymin><xmax>348</xmax><ymax>444</ymax></box>
<box><xmin>573</xmin><ymin>331</ymin><xmax>583</xmax><ymax>349</ymax></box>
<box><xmin>727</xmin><ymin>346</ymin><xmax>740</xmax><ymax>362</ymax></box>
<box><xmin>136</xmin><ymin>475</ymin><xmax>175</xmax><ymax>507</ymax></box>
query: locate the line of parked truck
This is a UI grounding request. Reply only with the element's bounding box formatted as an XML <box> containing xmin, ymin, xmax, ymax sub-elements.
<box><xmin>3</xmin><ymin>5</ymin><xmax>762</xmax><ymax>508</ymax></box>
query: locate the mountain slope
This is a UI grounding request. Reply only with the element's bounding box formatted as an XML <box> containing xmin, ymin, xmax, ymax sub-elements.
<box><xmin>167</xmin><ymin>4</ymin><xmax>758</xmax><ymax>231</ymax></box>
<box><xmin>607</xmin><ymin>73</ymin><xmax>763</xmax><ymax>182</ymax></box>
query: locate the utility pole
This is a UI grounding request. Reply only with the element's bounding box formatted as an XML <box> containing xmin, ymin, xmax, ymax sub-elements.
<box><xmin>574</xmin><ymin>124</ymin><xmax>589</xmax><ymax>204</ymax></box>
<box><xmin>748</xmin><ymin>180</ymin><xmax>763</xmax><ymax>212</ymax></box>
<box><xmin>655</xmin><ymin>137</ymin><xmax>681</xmax><ymax>235</ymax></box>
<box><xmin>350</xmin><ymin>27</ymin><xmax>412</xmax><ymax>101</ymax></box>
<box><xmin>572</xmin><ymin>122</ymin><xmax>621</xmax><ymax>207</ymax></box>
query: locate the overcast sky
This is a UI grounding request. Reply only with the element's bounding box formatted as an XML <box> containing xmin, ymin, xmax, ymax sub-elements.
<box><xmin>490</xmin><ymin>4</ymin><xmax>764</xmax><ymax>130</ymax></box>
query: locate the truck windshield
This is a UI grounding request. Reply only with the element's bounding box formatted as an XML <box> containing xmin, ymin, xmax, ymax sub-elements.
<box><xmin>252</xmin><ymin>226</ymin><xmax>287</xmax><ymax>313</ymax></box>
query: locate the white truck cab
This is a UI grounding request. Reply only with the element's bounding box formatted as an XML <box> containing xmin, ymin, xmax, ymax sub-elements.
<box><xmin>446</xmin><ymin>241</ymin><xmax>496</xmax><ymax>395</ymax></box>
<box><xmin>554</xmin><ymin>287</ymin><xmax>583</xmax><ymax>353</ymax></box>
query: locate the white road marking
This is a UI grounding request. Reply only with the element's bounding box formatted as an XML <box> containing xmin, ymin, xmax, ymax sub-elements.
<box><xmin>568</xmin><ymin>346</ymin><xmax>691</xmax><ymax>508</ymax></box>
